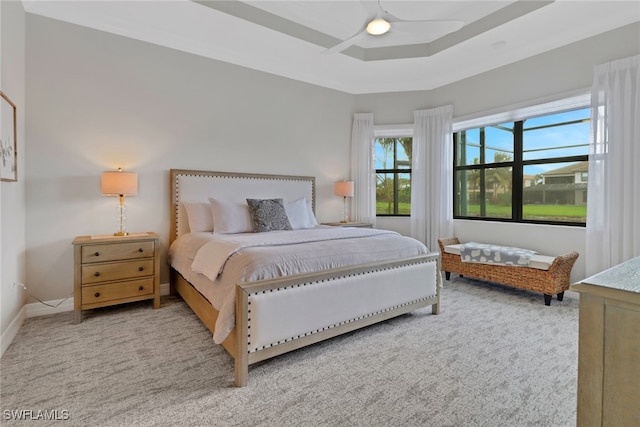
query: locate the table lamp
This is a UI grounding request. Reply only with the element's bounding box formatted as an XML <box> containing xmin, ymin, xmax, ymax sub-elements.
<box><xmin>334</xmin><ymin>180</ymin><xmax>354</xmax><ymax>223</ymax></box>
<box><xmin>101</xmin><ymin>168</ymin><xmax>138</xmax><ymax>236</ymax></box>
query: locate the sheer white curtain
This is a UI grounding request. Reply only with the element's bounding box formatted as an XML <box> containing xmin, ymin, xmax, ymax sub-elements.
<box><xmin>411</xmin><ymin>105</ymin><xmax>454</xmax><ymax>252</ymax></box>
<box><xmin>350</xmin><ymin>113</ymin><xmax>376</xmax><ymax>225</ymax></box>
<box><xmin>586</xmin><ymin>54</ymin><xmax>640</xmax><ymax>276</ymax></box>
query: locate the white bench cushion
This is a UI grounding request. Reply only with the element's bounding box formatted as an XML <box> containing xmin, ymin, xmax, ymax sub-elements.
<box><xmin>444</xmin><ymin>243</ymin><xmax>555</xmax><ymax>271</ymax></box>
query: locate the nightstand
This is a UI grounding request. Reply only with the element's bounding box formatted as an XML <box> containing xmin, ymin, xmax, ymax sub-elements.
<box><xmin>72</xmin><ymin>232</ymin><xmax>160</xmax><ymax>323</ymax></box>
<box><xmin>321</xmin><ymin>222</ymin><xmax>374</xmax><ymax>228</ymax></box>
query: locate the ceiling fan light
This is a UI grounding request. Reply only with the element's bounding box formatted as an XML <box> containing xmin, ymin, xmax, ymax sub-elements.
<box><xmin>366</xmin><ymin>18</ymin><xmax>391</xmax><ymax>35</ymax></box>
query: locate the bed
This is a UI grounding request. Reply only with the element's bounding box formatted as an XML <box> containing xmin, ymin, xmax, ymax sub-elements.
<box><xmin>169</xmin><ymin>169</ymin><xmax>441</xmax><ymax>386</ymax></box>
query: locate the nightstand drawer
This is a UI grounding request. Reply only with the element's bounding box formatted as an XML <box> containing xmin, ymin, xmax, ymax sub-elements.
<box><xmin>81</xmin><ymin>259</ymin><xmax>154</xmax><ymax>284</ymax></box>
<box><xmin>82</xmin><ymin>278</ymin><xmax>154</xmax><ymax>305</ymax></box>
<box><xmin>81</xmin><ymin>241</ymin><xmax>155</xmax><ymax>264</ymax></box>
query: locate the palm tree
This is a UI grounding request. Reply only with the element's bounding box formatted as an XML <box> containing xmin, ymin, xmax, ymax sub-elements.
<box><xmin>486</xmin><ymin>153</ymin><xmax>512</xmax><ymax>203</ymax></box>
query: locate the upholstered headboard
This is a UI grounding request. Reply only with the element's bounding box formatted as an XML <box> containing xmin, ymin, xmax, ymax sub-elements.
<box><xmin>170</xmin><ymin>169</ymin><xmax>316</xmax><ymax>243</ymax></box>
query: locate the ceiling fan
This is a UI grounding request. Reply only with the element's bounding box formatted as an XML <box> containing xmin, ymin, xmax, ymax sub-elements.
<box><xmin>323</xmin><ymin>0</ymin><xmax>464</xmax><ymax>54</ymax></box>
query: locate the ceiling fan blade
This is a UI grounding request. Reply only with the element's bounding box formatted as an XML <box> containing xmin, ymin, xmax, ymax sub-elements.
<box><xmin>322</xmin><ymin>30</ymin><xmax>367</xmax><ymax>54</ymax></box>
<box><xmin>322</xmin><ymin>1</ymin><xmax>379</xmax><ymax>55</ymax></box>
<box><xmin>359</xmin><ymin>0</ymin><xmax>380</xmax><ymax>18</ymax></box>
<box><xmin>391</xmin><ymin>20</ymin><xmax>464</xmax><ymax>36</ymax></box>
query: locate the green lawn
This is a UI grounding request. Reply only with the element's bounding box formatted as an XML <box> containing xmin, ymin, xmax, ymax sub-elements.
<box><xmin>377</xmin><ymin>202</ymin><xmax>586</xmax><ymax>222</ymax></box>
<box><xmin>462</xmin><ymin>204</ymin><xmax>586</xmax><ymax>221</ymax></box>
<box><xmin>376</xmin><ymin>202</ymin><xmax>410</xmax><ymax>215</ymax></box>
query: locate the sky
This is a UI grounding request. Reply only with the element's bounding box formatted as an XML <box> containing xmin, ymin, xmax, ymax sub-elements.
<box><xmin>455</xmin><ymin>108</ymin><xmax>590</xmax><ymax>175</ymax></box>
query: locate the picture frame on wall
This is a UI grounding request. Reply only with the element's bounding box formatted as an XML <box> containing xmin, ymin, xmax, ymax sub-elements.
<box><xmin>1</xmin><ymin>91</ymin><xmax>17</xmax><ymax>182</ymax></box>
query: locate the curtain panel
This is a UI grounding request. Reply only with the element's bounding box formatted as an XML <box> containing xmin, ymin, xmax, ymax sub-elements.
<box><xmin>586</xmin><ymin>54</ymin><xmax>640</xmax><ymax>276</ymax></box>
<box><xmin>350</xmin><ymin>113</ymin><xmax>376</xmax><ymax>225</ymax></box>
<box><xmin>411</xmin><ymin>105</ymin><xmax>454</xmax><ymax>252</ymax></box>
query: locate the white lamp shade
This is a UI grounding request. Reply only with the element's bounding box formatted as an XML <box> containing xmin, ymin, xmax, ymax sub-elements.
<box><xmin>334</xmin><ymin>180</ymin><xmax>354</xmax><ymax>198</ymax></box>
<box><xmin>101</xmin><ymin>171</ymin><xmax>138</xmax><ymax>196</ymax></box>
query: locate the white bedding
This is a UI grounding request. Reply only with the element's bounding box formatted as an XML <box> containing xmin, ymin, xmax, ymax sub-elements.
<box><xmin>169</xmin><ymin>226</ymin><xmax>429</xmax><ymax>343</ymax></box>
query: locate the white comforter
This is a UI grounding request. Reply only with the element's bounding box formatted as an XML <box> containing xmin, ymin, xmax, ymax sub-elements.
<box><xmin>169</xmin><ymin>227</ymin><xmax>428</xmax><ymax>343</ymax></box>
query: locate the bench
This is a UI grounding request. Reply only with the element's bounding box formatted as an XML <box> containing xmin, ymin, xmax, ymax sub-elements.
<box><xmin>438</xmin><ymin>237</ymin><xmax>579</xmax><ymax>305</ymax></box>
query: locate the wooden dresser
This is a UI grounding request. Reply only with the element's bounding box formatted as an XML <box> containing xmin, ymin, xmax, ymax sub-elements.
<box><xmin>73</xmin><ymin>232</ymin><xmax>160</xmax><ymax>323</ymax></box>
<box><xmin>571</xmin><ymin>257</ymin><xmax>640</xmax><ymax>426</ymax></box>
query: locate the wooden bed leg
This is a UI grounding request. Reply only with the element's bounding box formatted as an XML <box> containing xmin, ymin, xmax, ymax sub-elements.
<box><xmin>235</xmin><ymin>359</ymin><xmax>248</xmax><ymax>387</ymax></box>
<box><xmin>432</xmin><ymin>270</ymin><xmax>441</xmax><ymax>315</ymax></box>
<box><xmin>445</xmin><ymin>272</ymin><xmax>451</xmax><ymax>280</ymax></box>
<box><xmin>235</xmin><ymin>285</ymin><xmax>250</xmax><ymax>387</ymax></box>
<box><xmin>544</xmin><ymin>294</ymin><xmax>552</xmax><ymax>306</ymax></box>
<box><xmin>557</xmin><ymin>292</ymin><xmax>565</xmax><ymax>301</ymax></box>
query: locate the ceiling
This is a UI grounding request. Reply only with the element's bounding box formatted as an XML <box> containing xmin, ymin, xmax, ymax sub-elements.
<box><xmin>21</xmin><ymin>0</ymin><xmax>640</xmax><ymax>94</ymax></box>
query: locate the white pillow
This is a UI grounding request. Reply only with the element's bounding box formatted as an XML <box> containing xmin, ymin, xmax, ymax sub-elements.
<box><xmin>305</xmin><ymin>199</ymin><xmax>318</xmax><ymax>226</ymax></box>
<box><xmin>284</xmin><ymin>198</ymin><xmax>317</xmax><ymax>229</ymax></box>
<box><xmin>209</xmin><ymin>198</ymin><xmax>253</xmax><ymax>234</ymax></box>
<box><xmin>182</xmin><ymin>201</ymin><xmax>214</xmax><ymax>232</ymax></box>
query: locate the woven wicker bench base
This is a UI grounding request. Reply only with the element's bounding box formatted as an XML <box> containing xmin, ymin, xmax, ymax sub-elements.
<box><xmin>438</xmin><ymin>238</ymin><xmax>579</xmax><ymax>306</ymax></box>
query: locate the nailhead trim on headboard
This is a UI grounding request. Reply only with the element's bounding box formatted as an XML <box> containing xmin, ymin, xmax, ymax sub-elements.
<box><xmin>170</xmin><ymin>169</ymin><xmax>316</xmax><ymax>243</ymax></box>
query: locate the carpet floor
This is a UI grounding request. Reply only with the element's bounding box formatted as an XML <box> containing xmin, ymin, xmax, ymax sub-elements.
<box><xmin>0</xmin><ymin>276</ymin><xmax>579</xmax><ymax>427</ymax></box>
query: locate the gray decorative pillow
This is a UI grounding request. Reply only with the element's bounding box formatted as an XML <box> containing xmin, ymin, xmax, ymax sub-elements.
<box><xmin>246</xmin><ymin>198</ymin><xmax>292</xmax><ymax>233</ymax></box>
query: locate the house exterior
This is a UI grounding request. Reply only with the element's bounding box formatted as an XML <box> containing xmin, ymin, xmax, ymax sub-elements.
<box><xmin>523</xmin><ymin>161</ymin><xmax>589</xmax><ymax>205</ymax></box>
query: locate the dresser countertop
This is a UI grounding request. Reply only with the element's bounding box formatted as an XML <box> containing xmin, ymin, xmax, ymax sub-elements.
<box><xmin>577</xmin><ymin>256</ymin><xmax>640</xmax><ymax>294</ymax></box>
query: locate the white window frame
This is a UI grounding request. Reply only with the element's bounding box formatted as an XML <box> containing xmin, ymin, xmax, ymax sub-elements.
<box><xmin>453</xmin><ymin>92</ymin><xmax>591</xmax><ymax>132</ymax></box>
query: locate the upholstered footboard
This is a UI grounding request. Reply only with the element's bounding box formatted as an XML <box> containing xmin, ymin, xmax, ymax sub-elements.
<box><xmin>234</xmin><ymin>254</ymin><xmax>441</xmax><ymax>386</ymax></box>
<box><xmin>437</xmin><ymin>238</ymin><xmax>578</xmax><ymax>306</ymax></box>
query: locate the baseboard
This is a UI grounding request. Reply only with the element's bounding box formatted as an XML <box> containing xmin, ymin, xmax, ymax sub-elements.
<box><xmin>1</xmin><ymin>283</ymin><xmax>171</xmax><ymax>357</ymax></box>
<box><xmin>1</xmin><ymin>306</ymin><xmax>26</xmax><ymax>358</ymax></box>
<box><xmin>24</xmin><ymin>283</ymin><xmax>172</xmax><ymax>317</ymax></box>
<box><xmin>24</xmin><ymin>296</ymin><xmax>74</xmax><ymax>318</ymax></box>
<box><xmin>160</xmin><ymin>282</ymin><xmax>170</xmax><ymax>296</ymax></box>
<box><xmin>563</xmin><ymin>289</ymin><xmax>580</xmax><ymax>300</ymax></box>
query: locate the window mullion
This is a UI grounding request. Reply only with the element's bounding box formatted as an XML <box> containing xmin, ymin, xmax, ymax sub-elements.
<box><xmin>513</xmin><ymin>121</ymin><xmax>523</xmax><ymax>221</ymax></box>
<box><xmin>393</xmin><ymin>141</ymin><xmax>398</xmax><ymax>215</ymax></box>
<box><xmin>479</xmin><ymin>128</ymin><xmax>486</xmax><ymax>217</ymax></box>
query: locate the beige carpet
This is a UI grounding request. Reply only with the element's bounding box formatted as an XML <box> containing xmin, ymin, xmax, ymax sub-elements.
<box><xmin>1</xmin><ymin>277</ymin><xmax>579</xmax><ymax>426</ymax></box>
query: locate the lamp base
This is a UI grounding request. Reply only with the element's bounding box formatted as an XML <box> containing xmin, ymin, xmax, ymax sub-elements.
<box><xmin>341</xmin><ymin>196</ymin><xmax>350</xmax><ymax>223</ymax></box>
<box><xmin>113</xmin><ymin>231</ymin><xmax>129</xmax><ymax>237</ymax></box>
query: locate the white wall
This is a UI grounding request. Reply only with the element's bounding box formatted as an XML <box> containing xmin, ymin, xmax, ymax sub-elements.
<box><xmin>1</xmin><ymin>0</ymin><xmax>27</xmax><ymax>350</ymax></box>
<box><xmin>363</xmin><ymin>22</ymin><xmax>640</xmax><ymax>282</ymax></box>
<box><xmin>25</xmin><ymin>15</ymin><xmax>355</xmax><ymax>303</ymax></box>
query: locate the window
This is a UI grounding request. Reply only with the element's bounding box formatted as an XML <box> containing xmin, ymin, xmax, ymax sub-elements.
<box><xmin>375</xmin><ymin>136</ymin><xmax>412</xmax><ymax>216</ymax></box>
<box><xmin>454</xmin><ymin>106</ymin><xmax>590</xmax><ymax>225</ymax></box>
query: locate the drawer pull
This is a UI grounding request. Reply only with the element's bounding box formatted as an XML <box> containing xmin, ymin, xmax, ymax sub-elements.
<box><xmin>138</xmin><ymin>248</ymin><xmax>144</xmax><ymax>253</ymax></box>
<box><xmin>138</xmin><ymin>266</ymin><xmax>144</xmax><ymax>272</ymax></box>
<box><xmin>95</xmin><ymin>292</ymin><xmax>101</xmax><ymax>298</ymax></box>
<box><xmin>94</xmin><ymin>252</ymin><xmax>100</xmax><ymax>257</ymax></box>
<box><xmin>94</xmin><ymin>272</ymin><xmax>100</xmax><ymax>277</ymax></box>
<box><xmin>138</xmin><ymin>286</ymin><xmax>144</xmax><ymax>291</ymax></box>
